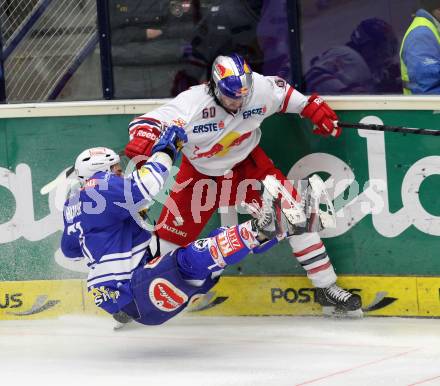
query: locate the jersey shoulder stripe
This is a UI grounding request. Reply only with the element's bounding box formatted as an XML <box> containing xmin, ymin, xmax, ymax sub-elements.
<box><xmin>128</xmin><ymin>118</ymin><xmax>162</xmax><ymax>138</ymax></box>
<box><xmin>129</xmin><ymin>117</ymin><xmax>162</xmax><ymax>128</ymax></box>
<box><xmin>280</xmin><ymin>85</ymin><xmax>294</xmax><ymax>113</ymax></box>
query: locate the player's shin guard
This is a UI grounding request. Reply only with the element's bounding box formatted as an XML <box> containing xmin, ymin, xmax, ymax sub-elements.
<box><xmin>289</xmin><ymin>233</ymin><xmax>336</xmax><ymax>288</ymax></box>
<box><xmin>288</xmin><ymin>233</ymin><xmax>362</xmax><ymax>315</ymax></box>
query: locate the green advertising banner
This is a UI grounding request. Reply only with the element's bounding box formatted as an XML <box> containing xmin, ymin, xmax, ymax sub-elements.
<box><xmin>0</xmin><ymin>102</ymin><xmax>439</xmax><ymax>281</ymax></box>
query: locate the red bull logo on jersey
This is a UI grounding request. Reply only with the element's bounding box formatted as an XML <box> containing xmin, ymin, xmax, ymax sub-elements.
<box><xmin>149</xmin><ymin>278</ymin><xmax>188</xmax><ymax>312</ymax></box>
<box><xmin>190</xmin><ymin>131</ymin><xmax>252</xmax><ymax>159</ymax></box>
<box><xmin>242</xmin><ymin>105</ymin><xmax>267</xmax><ymax>120</ymax></box>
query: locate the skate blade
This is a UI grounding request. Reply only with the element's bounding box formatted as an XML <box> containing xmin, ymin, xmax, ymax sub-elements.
<box><xmin>262</xmin><ymin>175</ymin><xmax>306</xmax><ymax>225</ymax></box>
<box><xmin>321</xmin><ymin>306</ymin><xmax>364</xmax><ymax>318</ymax></box>
<box><xmin>308</xmin><ymin>174</ymin><xmax>336</xmax><ymax>229</ymax></box>
<box><xmin>113</xmin><ymin>320</ymin><xmax>134</xmax><ymax>331</ymax></box>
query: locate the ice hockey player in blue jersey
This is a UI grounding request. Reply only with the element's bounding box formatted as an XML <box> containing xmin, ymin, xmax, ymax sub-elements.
<box><xmin>61</xmin><ymin>125</ymin><xmax>329</xmax><ymax>326</ymax></box>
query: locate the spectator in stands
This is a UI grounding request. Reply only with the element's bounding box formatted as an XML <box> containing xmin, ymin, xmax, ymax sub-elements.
<box><xmin>190</xmin><ymin>0</ymin><xmax>264</xmax><ymax>79</ymax></box>
<box><xmin>304</xmin><ymin>18</ymin><xmax>401</xmax><ymax>94</ymax></box>
<box><xmin>400</xmin><ymin>0</ymin><xmax>440</xmax><ymax>94</ymax></box>
<box><xmin>315</xmin><ymin>0</ymin><xmax>330</xmax><ymax>10</ymax></box>
<box><xmin>109</xmin><ymin>0</ymin><xmax>203</xmax><ymax>98</ymax></box>
<box><xmin>172</xmin><ymin>0</ymin><xmax>291</xmax><ymax>87</ymax></box>
<box><xmin>256</xmin><ymin>0</ymin><xmax>291</xmax><ymax>83</ymax></box>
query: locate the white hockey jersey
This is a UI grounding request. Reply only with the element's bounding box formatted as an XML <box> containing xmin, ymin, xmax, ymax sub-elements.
<box><xmin>131</xmin><ymin>72</ymin><xmax>308</xmax><ymax>176</ymax></box>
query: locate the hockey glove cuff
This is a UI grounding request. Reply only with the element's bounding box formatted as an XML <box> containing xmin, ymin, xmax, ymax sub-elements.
<box><xmin>125</xmin><ymin>125</ymin><xmax>161</xmax><ymax>159</ymax></box>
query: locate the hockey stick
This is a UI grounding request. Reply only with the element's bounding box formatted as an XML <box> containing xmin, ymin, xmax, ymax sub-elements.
<box><xmin>338</xmin><ymin>121</ymin><xmax>440</xmax><ymax>136</ymax></box>
<box><xmin>40</xmin><ymin>165</ymin><xmax>75</xmax><ymax>195</ymax></box>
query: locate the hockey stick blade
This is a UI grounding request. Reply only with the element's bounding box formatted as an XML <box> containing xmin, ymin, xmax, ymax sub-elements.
<box><xmin>339</xmin><ymin>121</ymin><xmax>440</xmax><ymax>136</ymax></box>
<box><xmin>40</xmin><ymin>165</ymin><xmax>75</xmax><ymax>195</ymax></box>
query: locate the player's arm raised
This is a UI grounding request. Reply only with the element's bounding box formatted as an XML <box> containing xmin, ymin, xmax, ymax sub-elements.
<box><xmin>128</xmin><ymin>125</ymin><xmax>188</xmax><ymax>204</ymax></box>
<box><xmin>125</xmin><ymin>93</ymin><xmax>192</xmax><ymax>162</ymax></box>
<box><xmin>125</xmin><ymin>116</ymin><xmax>163</xmax><ymax>161</ymax></box>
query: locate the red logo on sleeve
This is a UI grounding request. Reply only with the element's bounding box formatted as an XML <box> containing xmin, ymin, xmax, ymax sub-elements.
<box><xmin>210</xmin><ymin>245</ymin><xmax>219</xmax><ymax>259</ymax></box>
<box><xmin>216</xmin><ymin>228</ymin><xmax>244</xmax><ymax>257</ymax></box>
<box><xmin>240</xmin><ymin>227</ymin><xmax>250</xmax><ymax>240</ymax></box>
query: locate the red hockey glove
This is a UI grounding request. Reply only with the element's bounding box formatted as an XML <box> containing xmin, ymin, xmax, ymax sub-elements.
<box><xmin>125</xmin><ymin>125</ymin><xmax>161</xmax><ymax>159</ymax></box>
<box><xmin>301</xmin><ymin>94</ymin><xmax>341</xmax><ymax>137</ymax></box>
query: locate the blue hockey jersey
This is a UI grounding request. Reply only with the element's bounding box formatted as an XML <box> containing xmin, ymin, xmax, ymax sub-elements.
<box><xmin>61</xmin><ymin>154</ymin><xmax>171</xmax><ymax>314</ymax></box>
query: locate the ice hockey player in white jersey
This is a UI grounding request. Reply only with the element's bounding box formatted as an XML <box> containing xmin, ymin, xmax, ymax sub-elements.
<box><xmin>60</xmin><ymin>125</ymin><xmax>321</xmax><ymax>325</ymax></box>
<box><xmin>125</xmin><ymin>53</ymin><xmax>362</xmax><ymax>316</ymax></box>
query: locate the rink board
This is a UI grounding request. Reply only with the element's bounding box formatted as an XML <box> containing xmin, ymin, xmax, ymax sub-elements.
<box><xmin>0</xmin><ymin>276</ymin><xmax>439</xmax><ymax>320</ymax></box>
<box><xmin>0</xmin><ymin>98</ymin><xmax>440</xmax><ymax>282</ymax></box>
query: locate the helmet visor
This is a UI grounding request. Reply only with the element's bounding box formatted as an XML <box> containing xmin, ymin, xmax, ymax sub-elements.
<box><xmin>217</xmin><ymin>75</ymin><xmax>251</xmax><ymax>100</ymax></box>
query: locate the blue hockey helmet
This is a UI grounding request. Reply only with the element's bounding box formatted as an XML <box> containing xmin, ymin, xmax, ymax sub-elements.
<box><xmin>211</xmin><ymin>54</ymin><xmax>253</xmax><ymax>102</ymax></box>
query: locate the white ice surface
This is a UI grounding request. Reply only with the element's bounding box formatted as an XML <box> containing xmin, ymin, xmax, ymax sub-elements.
<box><xmin>1</xmin><ymin>315</ymin><xmax>440</xmax><ymax>386</ymax></box>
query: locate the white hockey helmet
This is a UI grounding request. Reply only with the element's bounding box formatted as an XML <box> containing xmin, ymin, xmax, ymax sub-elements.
<box><xmin>211</xmin><ymin>53</ymin><xmax>253</xmax><ymax>103</ymax></box>
<box><xmin>74</xmin><ymin>147</ymin><xmax>120</xmax><ymax>181</ymax></box>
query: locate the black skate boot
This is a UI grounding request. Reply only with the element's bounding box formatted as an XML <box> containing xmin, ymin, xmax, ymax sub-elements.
<box><xmin>113</xmin><ymin>310</ymin><xmax>134</xmax><ymax>330</ymax></box>
<box><xmin>316</xmin><ymin>284</ymin><xmax>363</xmax><ymax>318</ymax></box>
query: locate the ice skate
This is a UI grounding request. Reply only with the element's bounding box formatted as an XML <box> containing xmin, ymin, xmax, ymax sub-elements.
<box><xmin>113</xmin><ymin>310</ymin><xmax>134</xmax><ymax>331</ymax></box>
<box><xmin>316</xmin><ymin>284</ymin><xmax>363</xmax><ymax>318</ymax></box>
<box><xmin>260</xmin><ymin>174</ymin><xmax>337</xmax><ymax>235</ymax></box>
<box><xmin>305</xmin><ymin>174</ymin><xmax>336</xmax><ymax>230</ymax></box>
<box><xmin>261</xmin><ymin>175</ymin><xmax>307</xmax><ymax>227</ymax></box>
<box><xmin>243</xmin><ymin>175</ymin><xmax>303</xmax><ymax>240</ymax></box>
